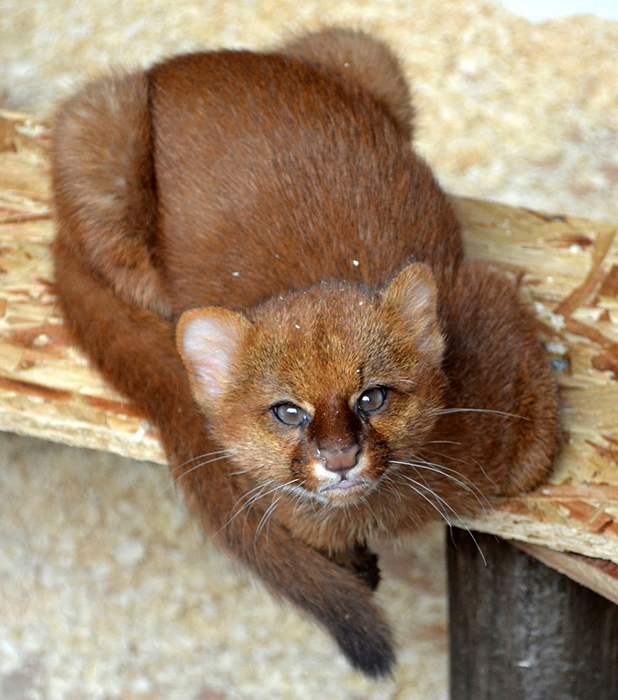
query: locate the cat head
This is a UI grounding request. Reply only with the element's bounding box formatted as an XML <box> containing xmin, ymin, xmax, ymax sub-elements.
<box><xmin>177</xmin><ymin>263</ymin><xmax>446</xmax><ymax>506</ymax></box>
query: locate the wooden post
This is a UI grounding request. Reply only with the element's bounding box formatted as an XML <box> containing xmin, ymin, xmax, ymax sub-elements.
<box><xmin>447</xmin><ymin>528</ymin><xmax>618</xmax><ymax>700</ymax></box>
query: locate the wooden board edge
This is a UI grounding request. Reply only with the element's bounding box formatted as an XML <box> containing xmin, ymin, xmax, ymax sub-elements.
<box><xmin>459</xmin><ymin>513</ymin><xmax>618</xmax><ymax>565</ymax></box>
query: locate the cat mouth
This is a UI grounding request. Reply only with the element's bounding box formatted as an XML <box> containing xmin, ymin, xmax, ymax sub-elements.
<box><xmin>323</xmin><ymin>478</ymin><xmax>366</xmax><ymax>491</ymax></box>
<box><xmin>320</xmin><ymin>478</ymin><xmax>374</xmax><ymax>501</ymax></box>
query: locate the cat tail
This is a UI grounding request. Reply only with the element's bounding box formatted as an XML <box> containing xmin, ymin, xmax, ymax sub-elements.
<box><xmin>51</xmin><ymin>72</ymin><xmax>395</xmax><ymax>676</ymax></box>
<box><xmin>52</xmin><ymin>235</ymin><xmax>396</xmax><ymax>677</ymax></box>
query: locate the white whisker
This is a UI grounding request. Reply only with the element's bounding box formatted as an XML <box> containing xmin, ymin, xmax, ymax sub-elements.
<box><xmin>433</xmin><ymin>407</ymin><xmax>529</xmax><ymax>420</ymax></box>
<box><xmin>392</xmin><ymin>457</ymin><xmax>492</xmax><ymax>513</ymax></box>
<box><xmin>424</xmin><ymin>440</ymin><xmax>462</xmax><ymax>446</ymax></box>
<box><xmin>359</xmin><ymin>494</ymin><xmax>380</xmax><ymax>529</ymax></box>
<box><xmin>175</xmin><ymin>449</ymin><xmax>233</xmax><ymax>471</ymax></box>
<box><xmin>421</xmin><ymin>460</ymin><xmax>493</xmax><ymax>499</ymax></box>
<box><xmin>422</xmin><ymin>449</ymin><xmax>497</xmax><ymax>488</ymax></box>
<box><xmin>394</xmin><ymin>472</ymin><xmax>487</xmax><ymax>565</ymax></box>
<box><xmin>254</xmin><ymin>489</ymin><xmax>289</xmax><ymax>545</ymax></box>
<box><xmin>391</xmin><ymin>472</ymin><xmax>452</xmax><ymax>527</ymax></box>
<box><xmin>379</xmin><ymin>474</ymin><xmax>403</xmax><ymax>506</ymax></box>
<box><xmin>209</xmin><ymin>480</ymin><xmax>276</xmax><ymax>540</ymax></box>
<box><xmin>164</xmin><ymin>452</ymin><xmax>233</xmax><ymax>491</ymax></box>
<box><xmin>240</xmin><ymin>478</ymin><xmax>300</xmax><ymax>549</ymax></box>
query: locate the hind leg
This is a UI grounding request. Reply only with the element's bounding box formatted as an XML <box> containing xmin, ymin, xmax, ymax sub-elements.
<box><xmin>52</xmin><ymin>72</ymin><xmax>172</xmax><ymax>317</ymax></box>
<box><xmin>281</xmin><ymin>27</ymin><xmax>414</xmax><ymax>140</ymax></box>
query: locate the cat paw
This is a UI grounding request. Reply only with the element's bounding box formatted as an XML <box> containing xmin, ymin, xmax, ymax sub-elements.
<box><xmin>348</xmin><ymin>544</ymin><xmax>381</xmax><ymax>591</ymax></box>
<box><xmin>328</xmin><ymin>543</ymin><xmax>381</xmax><ymax>591</ymax></box>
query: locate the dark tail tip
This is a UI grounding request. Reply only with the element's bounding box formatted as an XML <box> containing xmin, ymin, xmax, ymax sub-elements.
<box><xmin>333</xmin><ymin>616</ymin><xmax>397</xmax><ymax>679</ymax></box>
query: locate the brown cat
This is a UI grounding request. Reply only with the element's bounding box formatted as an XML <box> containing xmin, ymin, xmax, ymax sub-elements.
<box><xmin>51</xmin><ymin>28</ymin><xmax>560</xmax><ymax>677</ymax></box>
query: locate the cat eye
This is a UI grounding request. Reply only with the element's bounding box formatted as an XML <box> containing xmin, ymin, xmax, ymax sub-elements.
<box><xmin>356</xmin><ymin>387</ymin><xmax>389</xmax><ymax>415</ymax></box>
<box><xmin>271</xmin><ymin>402</ymin><xmax>308</xmax><ymax>427</ymax></box>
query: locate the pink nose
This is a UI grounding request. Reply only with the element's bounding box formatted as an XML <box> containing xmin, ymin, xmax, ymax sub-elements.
<box><xmin>320</xmin><ymin>445</ymin><xmax>361</xmax><ymax>474</ymax></box>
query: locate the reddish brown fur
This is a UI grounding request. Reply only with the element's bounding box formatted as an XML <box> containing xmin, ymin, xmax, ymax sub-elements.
<box><xmin>51</xmin><ymin>28</ymin><xmax>560</xmax><ymax>677</ymax></box>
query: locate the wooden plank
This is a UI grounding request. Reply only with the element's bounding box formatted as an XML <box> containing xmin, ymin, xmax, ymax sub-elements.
<box><xmin>0</xmin><ymin>109</ymin><xmax>165</xmax><ymax>464</ymax></box>
<box><xmin>1</xmin><ymin>109</ymin><xmax>617</xmax><ymax>562</ymax></box>
<box><xmin>454</xmin><ymin>198</ymin><xmax>618</xmax><ymax>562</ymax></box>
<box><xmin>448</xmin><ymin>529</ymin><xmax>618</xmax><ymax>700</ymax></box>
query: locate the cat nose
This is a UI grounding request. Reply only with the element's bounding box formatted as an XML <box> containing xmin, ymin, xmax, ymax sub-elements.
<box><xmin>320</xmin><ymin>445</ymin><xmax>361</xmax><ymax>474</ymax></box>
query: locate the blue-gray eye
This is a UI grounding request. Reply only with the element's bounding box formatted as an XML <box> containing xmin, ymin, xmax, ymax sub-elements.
<box><xmin>356</xmin><ymin>387</ymin><xmax>389</xmax><ymax>414</ymax></box>
<box><xmin>272</xmin><ymin>403</ymin><xmax>307</xmax><ymax>427</ymax></box>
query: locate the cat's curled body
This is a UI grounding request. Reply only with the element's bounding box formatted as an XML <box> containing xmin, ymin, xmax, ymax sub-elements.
<box><xmin>52</xmin><ymin>29</ymin><xmax>560</xmax><ymax>677</ymax></box>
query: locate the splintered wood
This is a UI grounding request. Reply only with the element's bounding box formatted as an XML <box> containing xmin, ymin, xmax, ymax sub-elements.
<box><xmin>0</xmin><ymin>110</ymin><xmax>164</xmax><ymax>463</ymax></box>
<box><xmin>453</xmin><ymin>199</ymin><xmax>618</xmax><ymax>563</ymax></box>
<box><xmin>1</xmin><ymin>110</ymin><xmax>617</xmax><ymax>562</ymax></box>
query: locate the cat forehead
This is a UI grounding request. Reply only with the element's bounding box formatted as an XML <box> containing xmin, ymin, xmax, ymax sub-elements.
<box><xmin>238</xmin><ymin>279</ymin><xmax>434</xmax><ymax>395</ymax></box>
<box><xmin>246</xmin><ymin>298</ymin><xmax>412</xmax><ymax>391</ymax></box>
<box><xmin>254</xmin><ymin>288</ymin><xmax>380</xmax><ymax>356</ymax></box>
<box><xmin>260</xmin><ymin>282</ymin><xmax>373</xmax><ymax>313</ymax></box>
<box><xmin>253</xmin><ymin>318</ymin><xmax>370</xmax><ymax>377</ymax></box>
<box><xmin>251</xmin><ymin>342</ymin><xmax>372</xmax><ymax>407</ymax></box>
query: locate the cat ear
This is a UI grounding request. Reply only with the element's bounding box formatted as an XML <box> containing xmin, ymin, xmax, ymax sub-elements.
<box><xmin>176</xmin><ymin>307</ymin><xmax>252</xmax><ymax>408</ymax></box>
<box><xmin>381</xmin><ymin>263</ymin><xmax>444</xmax><ymax>363</ymax></box>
